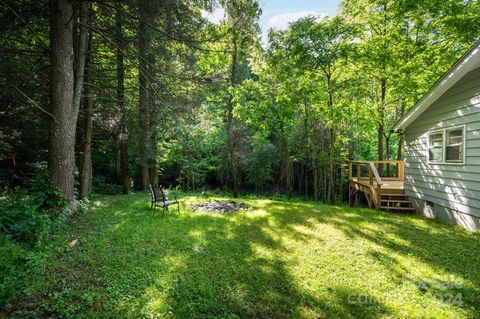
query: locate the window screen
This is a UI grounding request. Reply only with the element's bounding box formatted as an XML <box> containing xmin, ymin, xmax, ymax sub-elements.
<box><xmin>427</xmin><ymin>126</ymin><xmax>465</xmax><ymax>164</ymax></box>
<box><xmin>445</xmin><ymin>129</ymin><xmax>463</xmax><ymax>162</ymax></box>
<box><xmin>428</xmin><ymin>132</ymin><xmax>443</xmax><ymax>162</ymax></box>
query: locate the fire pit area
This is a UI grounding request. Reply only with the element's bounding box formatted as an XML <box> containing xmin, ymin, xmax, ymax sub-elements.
<box><xmin>188</xmin><ymin>201</ymin><xmax>248</xmax><ymax>214</ymax></box>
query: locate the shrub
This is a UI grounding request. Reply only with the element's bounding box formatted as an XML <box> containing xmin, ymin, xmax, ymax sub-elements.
<box><xmin>0</xmin><ymin>167</ymin><xmax>68</xmax><ymax>306</ymax></box>
<box><xmin>92</xmin><ymin>175</ymin><xmax>122</xmax><ymax>195</ymax></box>
<box><xmin>0</xmin><ymin>195</ymin><xmax>49</xmax><ymax>246</ymax></box>
<box><xmin>0</xmin><ymin>235</ymin><xmax>28</xmax><ymax>304</ymax></box>
<box><xmin>31</xmin><ymin>167</ymin><xmax>67</xmax><ymax>218</ymax></box>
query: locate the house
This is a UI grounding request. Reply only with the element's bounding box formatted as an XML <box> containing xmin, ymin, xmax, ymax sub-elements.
<box><xmin>393</xmin><ymin>41</ymin><xmax>480</xmax><ymax>231</ymax></box>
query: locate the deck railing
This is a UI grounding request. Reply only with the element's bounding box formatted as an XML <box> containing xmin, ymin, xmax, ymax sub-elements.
<box><xmin>348</xmin><ymin>160</ymin><xmax>405</xmax><ymax>208</ymax></box>
<box><xmin>348</xmin><ymin>160</ymin><xmax>404</xmax><ymax>182</ymax></box>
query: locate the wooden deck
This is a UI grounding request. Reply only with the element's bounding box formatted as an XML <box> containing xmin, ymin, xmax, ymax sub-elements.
<box><xmin>349</xmin><ymin>178</ymin><xmax>404</xmax><ymax>191</ymax></box>
<box><xmin>348</xmin><ymin>160</ymin><xmax>415</xmax><ymax>212</ymax></box>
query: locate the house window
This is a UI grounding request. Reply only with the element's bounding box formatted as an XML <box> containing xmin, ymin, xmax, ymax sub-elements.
<box><xmin>428</xmin><ymin>132</ymin><xmax>443</xmax><ymax>162</ymax></box>
<box><xmin>445</xmin><ymin>128</ymin><xmax>464</xmax><ymax>162</ymax></box>
<box><xmin>428</xmin><ymin>126</ymin><xmax>465</xmax><ymax>164</ymax></box>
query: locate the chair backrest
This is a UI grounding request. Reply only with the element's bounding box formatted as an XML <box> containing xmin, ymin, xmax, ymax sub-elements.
<box><xmin>158</xmin><ymin>186</ymin><xmax>168</xmax><ymax>202</ymax></box>
<box><xmin>150</xmin><ymin>185</ymin><xmax>168</xmax><ymax>203</ymax></box>
<box><xmin>148</xmin><ymin>184</ymin><xmax>156</xmax><ymax>202</ymax></box>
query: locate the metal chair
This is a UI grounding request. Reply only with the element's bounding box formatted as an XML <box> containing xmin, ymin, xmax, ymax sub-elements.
<box><xmin>148</xmin><ymin>184</ymin><xmax>180</xmax><ymax>216</ymax></box>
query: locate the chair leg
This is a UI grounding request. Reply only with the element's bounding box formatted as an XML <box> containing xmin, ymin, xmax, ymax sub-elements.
<box><xmin>152</xmin><ymin>204</ymin><xmax>156</xmax><ymax>216</ymax></box>
<box><xmin>177</xmin><ymin>203</ymin><xmax>180</xmax><ymax>214</ymax></box>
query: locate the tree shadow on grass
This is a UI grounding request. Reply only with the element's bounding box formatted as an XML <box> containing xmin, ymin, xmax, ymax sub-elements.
<box><xmin>265</xmin><ymin>201</ymin><xmax>480</xmax><ymax>315</ymax></box>
<box><xmin>9</xmin><ymin>193</ymin><xmax>479</xmax><ymax>318</ymax></box>
<box><xmin>116</xmin><ymin>203</ymin><xmax>391</xmax><ymax>319</ymax></box>
<box><xmin>40</xmin><ymin>195</ymin><xmax>391</xmax><ymax>318</ymax></box>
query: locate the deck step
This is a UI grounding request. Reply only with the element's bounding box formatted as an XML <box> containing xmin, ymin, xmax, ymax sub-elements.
<box><xmin>381</xmin><ymin>193</ymin><xmax>408</xmax><ymax>197</ymax></box>
<box><xmin>380</xmin><ymin>206</ymin><xmax>415</xmax><ymax>211</ymax></box>
<box><xmin>380</xmin><ymin>199</ymin><xmax>410</xmax><ymax>204</ymax></box>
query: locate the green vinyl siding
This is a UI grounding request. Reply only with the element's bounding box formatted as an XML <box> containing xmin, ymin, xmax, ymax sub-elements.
<box><xmin>404</xmin><ymin>66</ymin><xmax>480</xmax><ymax>219</ymax></box>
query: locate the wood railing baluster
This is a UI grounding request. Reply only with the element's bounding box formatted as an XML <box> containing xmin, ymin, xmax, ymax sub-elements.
<box><xmin>348</xmin><ymin>159</ymin><xmax>409</xmax><ymax>211</ymax></box>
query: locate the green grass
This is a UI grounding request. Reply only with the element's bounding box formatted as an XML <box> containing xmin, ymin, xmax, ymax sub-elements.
<box><xmin>5</xmin><ymin>192</ymin><xmax>480</xmax><ymax>318</ymax></box>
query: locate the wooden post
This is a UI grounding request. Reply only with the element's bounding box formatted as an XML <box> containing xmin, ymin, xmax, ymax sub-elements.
<box><xmin>356</xmin><ymin>163</ymin><xmax>361</xmax><ymax>180</ymax></box>
<box><xmin>376</xmin><ymin>185</ymin><xmax>381</xmax><ymax>209</ymax></box>
<box><xmin>398</xmin><ymin>161</ymin><xmax>405</xmax><ymax>181</ymax></box>
<box><xmin>349</xmin><ymin>161</ymin><xmax>353</xmax><ymax>179</ymax></box>
<box><xmin>348</xmin><ymin>185</ymin><xmax>352</xmax><ymax>206</ymax></box>
<box><xmin>369</xmin><ymin>165</ymin><xmax>373</xmax><ymax>187</ymax></box>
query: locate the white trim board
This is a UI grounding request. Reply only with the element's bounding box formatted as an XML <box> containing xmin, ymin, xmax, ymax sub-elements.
<box><xmin>394</xmin><ymin>41</ymin><xmax>480</xmax><ymax>132</ymax></box>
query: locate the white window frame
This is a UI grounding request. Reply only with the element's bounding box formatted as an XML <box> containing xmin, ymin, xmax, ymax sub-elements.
<box><xmin>427</xmin><ymin>129</ymin><xmax>444</xmax><ymax>163</ymax></box>
<box><xmin>427</xmin><ymin>125</ymin><xmax>466</xmax><ymax>165</ymax></box>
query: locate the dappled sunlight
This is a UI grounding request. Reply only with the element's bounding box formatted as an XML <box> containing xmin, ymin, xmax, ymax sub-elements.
<box><xmin>111</xmin><ymin>220</ymin><xmax>126</xmax><ymax>231</ymax></box>
<box><xmin>289</xmin><ymin>224</ymin><xmax>326</xmax><ymax>242</ymax></box>
<box><xmin>93</xmin><ymin>200</ymin><xmax>107</xmax><ymax>207</ymax></box>
<box><xmin>5</xmin><ymin>0</ymin><xmax>480</xmax><ymax>317</ymax></box>
<box><xmin>245</xmin><ymin>199</ymin><xmax>274</xmax><ymax>209</ymax></box>
<box><xmin>326</xmin><ymin>210</ymin><xmax>480</xmax><ymax>302</ymax></box>
<box><xmin>250</xmin><ymin>244</ymin><xmax>277</xmax><ymax>262</ymax></box>
<box><xmin>246</xmin><ymin>208</ymin><xmax>270</xmax><ymax>218</ymax></box>
<box><xmin>20</xmin><ymin>193</ymin><xmax>480</xmax><ymax>318</ymax></box>
<box><xmin>187</xmin><ymin>229</ymin><xmax>207</xmax><ymax>242</ymax></box>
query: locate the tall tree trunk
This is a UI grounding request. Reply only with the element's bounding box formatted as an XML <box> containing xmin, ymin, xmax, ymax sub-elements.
<box><xmin>79</xmin><ymin>29</ymin><xmax>93</xmax><ymax>199</ymax></box>
<box><xmin>278</xmin><ymin>137</ymin><xmax>293</xmax><ymax>197</ymax></box>
<box><xmin>76</xmin><ymin>1</ymin><xmax>91</xmax><ymax>200</ymax></box>
<box><xmin>48</xmin><ymin>0</ymin><xmax>81</xmax><ymax>203</ymax></box>
<box><xmin>115</xmin><ymin>143</ymin><xmax>121</xmax><ymax>184</ymax></box>
<box><xmin>397</xmin><ymin>102</ymin><xmax>405</xmax><ymax>160</ymax></box>
<box><xmin>313</xmin><ymin>159</ymin><xmax>319</xmax><ymax>201</ymax></box>
<box><xmin>385</xmin><ymin>134</ymin><xmax>390</xmax><ymax>161</ymax></box>
<box><xmin>227</xmin><ymin>33</ymin><xmax>239</xmax><ymax>197</ymax></box>
<box><xmin>304</xmin><ymin>165</ymin><xmax>308</xmax><ymax>197</ymax></box>
<box><xmin>73</xmin><ymin>2</ymin><xmax>89</xmax><ymax>123</ymax></box>
<box><xmin>79</xmin><ymin>89</ymin><xmax>92</xmax><ymax>198</ymax></box>
<box><xmin>148</xmin><ymin>98</ymin><xmax>158</xmax><ymax>186</ymax></box>
<box><xmin>115</xmin><ymin>2</ymin><xmax>131</xmax><ymax>193</ymax></box>
<box><xmin>138</xmin><ymin>0</ymin><xmax>152</xmax><ymax>189</ymax></box>
<box><xmin>326</xmin><ymin>75</ymin><xmax>335</xmax><ymax>204</ymax></box>
<box><xmin>327</xmin><ymin>127</ymin><xmax>335</xmax><ymax>204</ymax></box>
<box><xmin>397</xmin><ymin>135</ymin><xmax>404</xmax><ymax>160</ymax></box>
<box><xmin>385</xmin><ymin>132</ymin><xmax>391</xmax><ymax>176</ymax></box>
<box><xmin>377</xmin><ymin>78</ymin><xmax>386</xmax><ymax>176</ymax></box>
<box><xmin>138</xmin><ymin>0</ymin><xmax>159</xmax><ymax>188</ymax></box>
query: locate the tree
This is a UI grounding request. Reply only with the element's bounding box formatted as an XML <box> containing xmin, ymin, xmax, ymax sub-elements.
<box><xmin>221</xmin><ymin>0</ymin><xmax>260</xmax><ymax>197</ymax></box>
<box><xmin>285</xmin><ymin>16</ymin><xmax>356</xmax><ymax>203</ymax></box>
<box><xmin>2</xmin><ymin>0</ymin><xmax>479</xmax><ymax>207</ymax></box>
<box><xmin>115</xmin><ymin>2</ymin><xmax>131</xmax><ymax>194</ymax></box>
<box><xmin>341</xmin><ymin>0</ymin><xmax>480</xmax><ymax>166</ymax></box>
<box><xmin>48</xmin><ymin>0</ymin><xmax>88</xmax><ymax>205</ymax></box>
<box><xmin>138</xmin><ymin>0</ymin><xmax>156</xmax><ymax>188</ymax></box>
<box><xmin>79</xmin><ymin>15</ymin><xmax>93</xmax><ymax>199</ymax></box>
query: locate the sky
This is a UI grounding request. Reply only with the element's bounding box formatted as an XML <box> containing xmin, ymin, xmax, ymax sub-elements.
<box><xmin>202</xmin><ymin>0</ymin><xmax>342</xmax><ymax>45</ymax></box>
<box><xmin>259</xmin><ymin>0</ymin><xmax>341</xmax><ymax>42</ymax></box>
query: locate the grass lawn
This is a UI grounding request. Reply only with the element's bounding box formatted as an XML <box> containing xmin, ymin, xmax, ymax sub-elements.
<box><xmin>7</xmin><ymin>192</ymin><xmax>480</xmax><ymax>318</ymax></box>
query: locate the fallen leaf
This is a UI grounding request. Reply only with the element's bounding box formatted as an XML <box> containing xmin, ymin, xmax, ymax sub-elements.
<box><xmin>93</xmin><ymin>300</ymin><xmax>102</xmax><ymax>310</ymax></box>
<box><xmin>69</xmin><ymin>238</ymin><xmax>79</xmax><ymax>248</ymax></box>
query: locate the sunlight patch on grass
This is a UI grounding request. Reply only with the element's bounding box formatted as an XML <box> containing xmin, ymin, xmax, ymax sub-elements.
<box><xmin>247</xmin><ymin>208</ymin><xmax>269</xmax><ymax>218</ymax></box>
<box><xmin>93</xmin><ymin>200</ymin><xmax>106</xmax><ymax>207</ymax></box>
<box><xmin>11</xmin><ymin>192</ymin><xmax>480</xmax><ymax>319</ymax></box>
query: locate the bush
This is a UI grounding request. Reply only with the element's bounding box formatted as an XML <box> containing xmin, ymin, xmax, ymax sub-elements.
<box><xmin>31</xmin><ymin>167</ymin><xmax>67</xmax><ymax>217</ymax></box>
<box><xmin>0</xmin><ymin>196</ymin><xmax>55</xmax><ymax>306</ymax></box>
<box><xmin>0</xmin><ymin>233</ymin><xmax>51</xmax><ymax>306</ymax></box>
<box><xmin>0</xmin><ymin>235</ymin><xmax>29</xmax><ymax>304</ymax></box>
<box><xmin>0</xmin><ymin>195</ymin><xmax>49</xmax><ymax>246</ymax></box>
<box><xmin>92</xmin><ymin>175</ymin><xmax>122</xmax><ymax>195</ymax></box>
<box><xmin>0</xmin><ymin>167</ymin><xmax>67</xmax><ymax>306</ymax></box>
